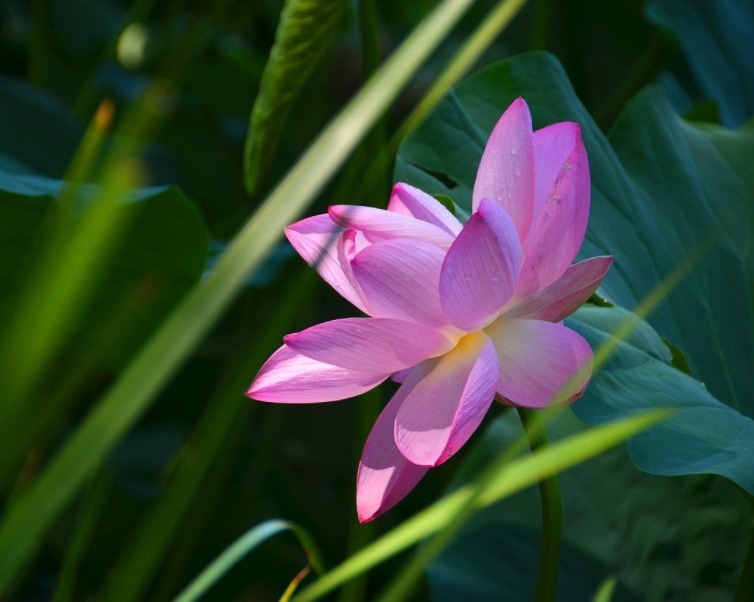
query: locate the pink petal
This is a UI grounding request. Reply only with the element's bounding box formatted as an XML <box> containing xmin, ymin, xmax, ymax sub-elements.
<box><xmin>284</xmin><ymin>215</ymin><xmax>369</xmax><ymax>313</ymax></box>
<box><xmin>532</xmin><ymin>122</ymin><xmax>581</xmax><ymax>221</ymax></box>
<box><xmin>387</xmin><ymin>183</ymin><xmax>462</xmax><ymax>236</ymax></box>
<box><xmin>352</xmin><ymin>239</ymin><xmax>448</xmax><ymax>328</ymax></box>
<box><xmin>357</xmin><ymin>366</ymin><xmax>431</xmax><ymax>522</ymax></box>
<box><xmin>391</xmin><ymin>366</ymin><xmax>414</xmax><ymax>383</ymax></box>
<box><xmin>505</xmin><ymin>256</ymin><xmax>613</xmax><ymax>322</ymax></box>
<box><xmin>485</xmin><ymin>317</ymin><xmax>593</xmax><ymax>408</ymax></box>
<box><xmin>440</xmin><ymin>199</ymin><xmax>522</xmax><ymax>331</ymax></box>
<box><xmin>329</xmin><ymin>205</ymin><xmax>455</xmax><ymax>248</ymax></box>
<box><xmin>472</xmin><ymin>97</ymin><xmax>535</xmax><ymax>242</ymax></box>
<box><xmin>247</xmin><ymin>345</ymin><xmax>388</xmax><ymax>403</ymax></box>
<box><xmin>516</xmin><ymin>135</ymin><xmax>591</xmax><ymax>298</ymax></box>
<box><xmin>284</xmin><ymin>317</ymin><xmax>453</xmax><ymax>373</ymax></box>
<box><xmin>394</xmin><ymin>332</ymin><xmax>498</xmax><ymax>466</ymax></box>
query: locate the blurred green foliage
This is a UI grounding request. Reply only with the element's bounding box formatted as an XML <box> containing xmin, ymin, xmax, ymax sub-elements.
<box><xmin>0</xmin><ymin>0</ymin><xmax>751</xmax><ymax>600</ymax></box>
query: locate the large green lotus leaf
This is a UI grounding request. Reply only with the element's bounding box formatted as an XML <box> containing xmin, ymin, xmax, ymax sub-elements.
<box><xmin>396</xmin><ymin>51</ymin><xmax>754</xmax><ymax>415</ymax></box>
<box><xmin>0</xmin><ymin>77</ymin><xmax>83</xmax><ymax>178</ymax></box>
<box><xmin>428</xmin><ymin>394</ymin><xmax>751</xmax><ymax>602</ymax></box>
<box><xmin>645</xmin><ymin>0</ymin><xmax>754</xmax><ymax>127</ymax></box>
<box><xmin>568</xmin><ymin>306</ymin><xmax>754</xmax><ymax>492</ymax></box>
<box><xmin>395</xmin><ymin>52</ymin><xmax>754</xmax><ymax>490</ymax></box>
<box><xmin>0</xmin><ymin>170</ymin><xmax>209</xmax><ymax>369</ymax></box>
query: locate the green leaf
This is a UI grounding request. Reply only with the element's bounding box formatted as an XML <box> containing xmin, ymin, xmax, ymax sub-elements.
<box><xmin>568</xmin><ymin>306</ymin><xmax>754</xmax><ymax>493</ymax></box>
<box><xmin>431</xmin><ymin>193</ymin><xmax>468</xmax><ymax>220</ymax></box>
<box><xmin>173</xmin><ymin>520</ymin><xmax>324</xmax><ymax>602</ymax></box>
<box><xmin>430</xmin><ymin>523</ymin><xmax>615</xmax><ymax>602</ymax></box>
<box><xmin>48</xmin><ymin>0</ymin><xmax>125</xmax><ymax>56</ymax></box>
<box><xmin>244</xmin><ymin>0</ymin><xmax>348</xmax><ymax>197</ymax></box>
<box><xmin>662</xmin><ymin>337</ymin><xmax>692</xmax><ymax>375</ymax></box>
<box><xmin>0</xmin><ymin>0</ymin><xmax>481</xmax><ymax>587</ymax></box>
<box><xmin>592</xmin><ymin>579</ymin><xmax>618</xmax><ymax>602</ymax></box>
<box><xmin>99</xmin><ymin>272</ymin><xmax>315</xmax><ymax>602</ymax></box>
<box><xmin>0</xmin><ymin>169</ymin><xmax>208</xmax><ymax>489</ymax></box>
<box><xmin>0</xmin><ymin>77</ymin><xmax>83</xmax><ymax>177</ymax></box>
<box><xmin>0</xmin><ymin>170</ymin><xmax>209</xmax><ymax>370</ymax></box>
<box><xmin>291</xmin><ymin>409</ymin><xmax>667</xmax><ymax>602</ymax></box>
<box><xmin>394</xmin><ymin>51</ymin><xmax>754</xmax><ymax>491</ymax></box>
<box><xmin>429</xmin><ymin>407</ymin><xmax>751</xmax><ymax>601</ymax></box>
<box><xmin>645</xmin><ymin>0</ymin><xmax>754</xmax><ymax>127</ymax></box>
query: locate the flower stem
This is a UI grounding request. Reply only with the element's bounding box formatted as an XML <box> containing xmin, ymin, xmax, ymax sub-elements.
<box><xmin>517</xmin><ymin>408</ymin><xmax>562</xmax><ymax>602</ymax></box>
<box><xmin>735</xmin><ymin>508</ymin><xmax>754</xmax><ymax>602</ymax></box>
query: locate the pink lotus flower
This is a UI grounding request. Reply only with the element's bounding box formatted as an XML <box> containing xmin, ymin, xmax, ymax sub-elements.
<box><xmin>247</xmin><ymin>98</ymin><xmax>612</xmax><ymax>522</ymax></box>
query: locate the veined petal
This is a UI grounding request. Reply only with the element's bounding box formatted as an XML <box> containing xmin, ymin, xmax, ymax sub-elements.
<box><xmin>485</xmin><ymin>317</ymin><xmax>593</xmax><ymax>408</ymax></box>
<box><xmin>352</xmin><ymin>239</ymin><xmax>448</xmax><ymax>328</ymax></box>
<box><xmin>387</xmin><ymin>183</ymin><xmax>462</xmax><ymax>236</ymax></box>
<box><xmin>505</xmin><ymin>256</ymin><xmax>613</xmax><ymax>322</ymax></box>
<box><xmin>532</xmin><ymin>122</ymin><xmax>581</xmax><ymax>221</ymax></box>
<box><xmin>472</xmin><ymin>97</ymin><xmax>535</xmax><ymax>242</ymax></box>
<box><xmin>284</xmin><ymin>214</ymin><xmax>369</xmax><ymax>313</ymax></box>
<box><xmin>440</xmin><ymin>199</ymin><xmax>522</xmax><ymax>331</ymax></box>
<box><xmin>284</xmin><ymin>317</ymin><xmax>453</xmax><ymax>373</ymax></box>
<box><xmin>357</xmin><ymin>365</ymin><xmax>431</xmax><ymax>523</ymax></box>
<box><xmin>394</xmin><ymin>332</ymin><xmax>498</xmax><ymax>466</ymax></box>
<box><xmin>247</xmin><ymin>345</ymin><xmax>388</xmax><ymax>403</ymax></box>
<box><xmin>329</xmin><ymin>205</ymin><xmax>455</xmax><ymax>249</ymax></box>
<box><xmin>516</xmin><ymin>137</ymin><xmax>590</xmax><ymax>297</ymax></box>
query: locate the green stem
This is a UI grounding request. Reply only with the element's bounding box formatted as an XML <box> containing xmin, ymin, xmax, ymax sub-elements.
<box><xmin>72</xmin><ymin>0</ymin><xmax>162</xmax><ymax>120</ymax></box>
<box><xmin>337</xmin><ymin>389</ymin><xmax>379</xmax><ymax>602</ymax></box>
<box><xmin>28</xmin><ymin>0</ymin><xmax>49</xmax><ymax>88</ymax></box>
<box><xmin>594</xmin><ymin>30</ymin><xmax>672</xmax><ymax>130</ymax></box>
<box><xmin>292</xmin><ymin>409</ymin><xmax>666</xmax><ymax>602</ymax></box>
<box><xmin>735</xmin><ymin>519</ymin><xmax>754</xmax><ymax>602</ymax></box>
<box><xmin>528</xmin><ymin>0</ymin><xmax>552</xmax><ymax>51</ymax></box>
<box><xmin>359</xmin><ymin>0</ymin><xmax>381</xmax><ymax>77</ymax></box>
<box><xmin>338</xmin><ymin>0</ymin><xmax>384</xmax><ymax>570</ymax></box>
<box><xmin>51</xmin><ymin>473</ymin><xmax>113</xmax><ymax>602</ymax></box>
<box><xmin>0</xmin><ymin>0</ymin><xmax>479</xmax><ymax>588</ymax></box>
<box><xmin>517</xmin><ymin>408</ymin><xmax>562</xmax><ymax>602</ymax></box>
<box><xmin>346</xmin><ymin>0</ymin><xmax>530</xmax><ymax>205</ymax></box>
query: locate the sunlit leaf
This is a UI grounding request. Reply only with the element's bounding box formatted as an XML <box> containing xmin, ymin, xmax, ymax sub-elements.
<box><xmin>0</xmin><ymin>0</ymin><xmax>480</xmax><ymax>588</ymax></box>
<box><xmin>429</xmin><ymin>400</ymin><xmax>751</xmax><ymax>601</ymax></box>
<box><xmin>569</xmin><ymin>306</ymin><xmax>754</xmax><ymax>493</ymax></box>
<box><xmin>291</xmin><ymin>410</ymin><xmax>667</xmax><ymax>602</ymax></box>
<box><xmin>395</xmin><ymin>51</ymin><xmax>754</xmax><ymax>491</ymax></box>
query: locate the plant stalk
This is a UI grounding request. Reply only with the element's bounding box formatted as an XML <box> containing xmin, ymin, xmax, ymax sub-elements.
<box><xmin>517</xmin><ymin>408</ymin><xmax>562</xmax><ymax>602</ymax></box>
<box><xmin>735</xmin><ymin>527</ymin><xmax>754</xmax><ymax>602</ymax></box>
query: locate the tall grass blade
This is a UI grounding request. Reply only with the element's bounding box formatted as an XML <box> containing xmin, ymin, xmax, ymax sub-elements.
<box><xmin>172</xmin><ymin>520</ymin><xmax>324</xmax><ymax>602</ymax></box>
<box><xmin>0</xmin><ymin>0</ymin><xmax>478</xmax><ymax>589</ymax></box>
<box><xmin>291</xmin><ymin>409</ymin><xmax>669</xmax><ymax>602</ymax></box>
<box><xmin>100</xmin><ymin>272</ymin><xmax>315</xmax><ymax>602</ymax></box>
<box><xmin>592</xmin><ymin>578</ymin><xmax>617</xmax><ymax>602</ymax></box>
